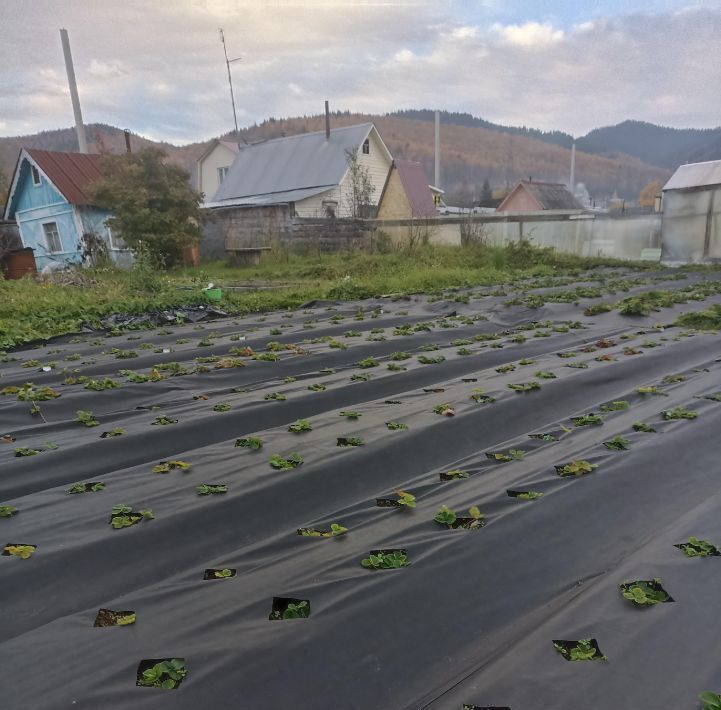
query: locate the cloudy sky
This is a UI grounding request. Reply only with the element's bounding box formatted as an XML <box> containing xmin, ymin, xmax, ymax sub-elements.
<box><xmin>1</xmin><ymin>0</ymin><xmax>720</xmax><ymax>144</ymax></box>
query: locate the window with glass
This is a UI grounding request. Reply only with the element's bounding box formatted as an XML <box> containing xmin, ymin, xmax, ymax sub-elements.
<box><xmin>42</xmin><ymin>222</ymin><xmax>62</xmax><ymax>253</ymax></box>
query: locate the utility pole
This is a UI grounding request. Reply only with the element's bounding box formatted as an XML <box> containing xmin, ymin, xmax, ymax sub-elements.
<box><xmin>219</xmin><ymin>28</ymin><xmax>242</xmax><ymax>139</ymax></box>
<box><xmin>59</xmin><ymin>28</ymin><xmax>88</xmax><ymax>154</ymax></box>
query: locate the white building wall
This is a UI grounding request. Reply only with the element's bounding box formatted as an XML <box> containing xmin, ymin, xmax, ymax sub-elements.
<box><xmin>661</xmin><ymin>187</ymin><xmax>721</xmax><ymax>263</ymax></box>
<box><xmin>198</xmin><ymin>143</ymin><xmax>239</xmax><ymax>201</ymax></box>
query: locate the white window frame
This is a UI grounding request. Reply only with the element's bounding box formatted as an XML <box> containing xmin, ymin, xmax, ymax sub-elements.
<box><xmin>42</xmin><ymin>221</ymin><xmax>63</xmax><ymax>253</ymax></box>
<box><xmin>107</xmin><ymin>225</ymin><xmax>128</xmax><ymax>251</ymax></box>
<box><xmin>362</xmin><ymin>138</ymin><xmax>370</xmax><ymax>155</ymax></box>
<box><xmin>31</xmin><ymin>164</ymin><xmax>41</xmax><ymax>187</ymax></box>
<box><xmin>217</xmin><ymin>166</ymin><xmax>229</xmax><ymax>184</ymax></box>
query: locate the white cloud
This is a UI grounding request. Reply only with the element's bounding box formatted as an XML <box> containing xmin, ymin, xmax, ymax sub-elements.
<box><xmin>88</xmin><ymin>59</ymin><xmax>127</xmax><ymax>78</ymax></box>
<box><xmin>494</xmin><ymin>21</ymin><xmax>564</xmax><ymax>47</ymax></box>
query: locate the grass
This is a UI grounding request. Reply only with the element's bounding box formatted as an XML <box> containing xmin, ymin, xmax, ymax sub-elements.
<box><xmin>0</xmin><ymin>242</ymin><xmax>660</xmax><ymax>349</ymax></box>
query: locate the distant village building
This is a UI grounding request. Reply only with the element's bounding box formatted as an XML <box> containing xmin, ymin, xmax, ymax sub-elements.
<box><xmin>201</xmin><ymin>123</ymin><xmax>393</xmax><ymax>259</ymax></box>
<box><xmin>661</xmin><ymin>159</ymin><xmax>721</xmax><ymax>263</ymax></box>
<box><xmin>377</xmin><ymin>159</ymin><xmax>438</xmax><ymax>220</ymax></box>
<box><xmin>3</xmin><ymin>149</ymin><xmax>129</xmax><ymax>271</ymax></box>
<box><xmin>196</xmin><ymin>138</ymin><xmax>240</xmax><ymax>200</ymax></box>
<box><xmin>497</xmin><ymin>179</ymin><xmax>583</xmax><ymax>212</ymax></box>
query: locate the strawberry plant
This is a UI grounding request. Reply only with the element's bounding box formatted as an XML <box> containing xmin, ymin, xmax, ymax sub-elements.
<box><xmin>377</xmin><ymin>490</ymin><xmax>416</xmax><ymax>508</ymax></box>
<box><xmin>67</xmin><ymin>482</ymin><xmax>105</xmax><ymax>494</ymax></box>
<box><xmin>433</xmin><ymin>403</ymin><xmax>455</xmax><ymax>416</ymax></box>
<box><xmin>75</xmin><ymin>410</ymin><xmax>99</xmax><ymax>427</ymax></box>
<box><xmin>339</xmin><ymin>411</ymin><xmax>362</xmax><ymax>419</ymax></box>
<box><xmin>677</xmin><ymin>536</ymin><xmax>720</xmax><ymax>557</ymax></box>
<box><xmin>235</xmin><ymin>436</ymin><xmax>263</xmax><ymax>449</ymax></box>
<box><xmin>637</xmin><ymin>386</ymin><xmax>665</xmax><ymax>396</ymax></box>
<box><xmin>269</xmin><ymin>453</ymin><xmax>304</xmax><ymax>470</ymax></box>
<box><xmin>94</xmin><ymin>608</ymin><xmax>136</xmax><ymax>626</ymax></box>
<box><xmin>387</xmin><ymin>363</ymin><xmax>406</xmax><ymax>371</ymax></box>
<box><xmin>558</xmin><ymin>351</ymin><xmax>577</xmax><ymax>359</ymax></box>
<box><xmin>507</xmin><ymin>382</ymin><xmax>540</xmax><ymax>392</ymax></box>
<box><xmin>205</xmin><ymin>568</ymin><xmax>235</xmax><ymax>579</ymax></box>
<box><xmin>553</xmin><ymin>638</ymin><xmax>606</xmax><ymax>661</ymax></box>
<box><xmin>418</xmin><ymin>355</ymin><xmax>445</xmax><ymax>364</ymax></box>
<box><xmin>85</xmin><ymin>378</ymin><xmax>120</xmax><ymax>391</ymax></box>
<box><xmin>3</xmin><ymin>544</ymin><xmax>36</xmax><ymax>559</ymax></box>
<box><xmin>603</xmin><ymin>436</ymin><xmax>631</xmax><ymax>451</ymax></box>
<box><xmin>571</xmin><ymin>413</ymin><xmax>602</xmax><ymax>426</ymax></box>
<box><xmin>496</xmin><ymin>364</ymin><xmax>515</xmax><ymax>373</ymax></box>
<box><xmin>269</xmin><ymin>599</ymin><xmax>310</xmax><ymax>620</ymax></box>
<box><xmin>109</xmin><ymin>505</ymin><xmax>154</xmax><ymax>529</ymax></box>
<box><xmin>699</xmin><ymin>693</ymin><xmax>721</xmax><ymax>710</ymax></box>
<box><xmin>620</xmin><ymin>579</ymin><xmax>672</xmax><ymax>606</ymax></box>
<box><xmin>440</xmin><ymin>469</ymin><xmax>469</xmax><ymax>480</ymax></box>
<box><xmin>344</xmin><ymin>330</ymin><xmax>361</xmax><ymax>338</ymax></box>
<box><xmin>152</xmin><ymin>415</ymin><xmax>177</xmax><ymax>426</ymax></box>
<box><xmin>470</xmin><ymin>391</ymin><xmax>495</xmax><ymax>404</ymax></box>
<box><xmin>600</xmin><ymin>400</ymin><xmax>629</xmax><ymax>412</ymax></box>
<box><xmin>508</xmin><ymin>490</ymin><xmax>543</xmax><ymax>500</ymax></box>
<box><xmin>16</xmin><ymin>384</ymin><xmax>61</xmax><ymax>401</ymax></box>
<box><xmin>307</xmin><ymin>383</ymin><xmax>326</xmax><ymax>392</ymax></box>
<box><xmin>100</xmin><ymin>428</ymin><xmax>125</xmax><ymax>438</ymax></box>
<box><xmin>0</xmin><ymin>505</ymin><xmax>18</xmax><ymax>517</ymax></box>
<box><xmin>390</xmin><ymin>351</ymin><xmax>411</xmax><ymax>360</ymax></box>
<box><xmin>633</xmin><ymin>421</ymin><xmax>655</xmax><ymax>433</ymax></box>
<box><xmin>535</xmin><ymin>370</ymin><xmax>556</xmax><ymax>379</ymax></box>
<box><xmin>356</xmin><ymin>357</ymin><xmax>379</xmax><ymax>368</ymax></box>
<box><xmin>361</xmin><ymin>550</ymin><xmax>409</xmax><ymax>569</ymax></box>
<box><xmin>337</xmin><ymin>437</ymin><xmax>364</xmax><ymax>447</ymax></box>
<box><xmin>196</xmin><ymin>484</ymin><xmax>227</xmax><ymax>495</ymax></box>
<box><xmin>434</xmin><ymin>505</ymin><xmax>485</xmax><ymax>529</ymax></box>
<box><xmin>288</xmin><ymin>419</ymin><xmax>313</xmax><ymax>433</ymax></box>
<box><xmin>350</xmin><ymin>373</ymin><xmax>371</xmax><ymax>382</ymax></box>
<box><xmin>213</xmin><ymin>402</ymin><xmax>231</xmax><ymax>412</ymax></box>
<box><xmin>556</xmin><ymin>460</ymin><xmax>598</xmax><ymax>477</ymax></box>
<box><xmin>487</xmin><ymin>449</ymin><xmax>524</xmax><ymax>462</ymax></box>
<box><xmin>264</xmin><ymin>392</ymin><xmax>286</xmax><ymax>401</ymax></box>
<box><xmin>298</xmin><ymin>523</ymin><xmax>348</xmax><ymax>537</ymax></box>
<box><xmin>565</xmin><ymin>361</ymin><xmax>588</xmax><ymax>369</ymax></box>
<box><xmin>152</xmin><ymin>460</ymin><xmax>191</xmax><ymax>474</ymax></box>
<box><xmin>136</xmin><ymin>658</ymin><xmax>187</xmax><ymax>689</ymax></box>
<box><xmin>14</xmin><ymin>447</ymin><xmax>40</xmax><ymax>457</ymax></box>
<box><xmin>385</xmin><ymin>421</ymin><xmax>408</xmax><ymax>430</ymax></box>
<box><xmin>662</xmin><ymin>406</ymin><xmax>698</xmax><ymax>420</ymax></box>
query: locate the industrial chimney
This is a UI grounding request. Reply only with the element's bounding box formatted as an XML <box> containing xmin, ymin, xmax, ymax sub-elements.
<box><xmin>325</xmin><ymin>100</ymin><xmax>330</xmax><ymax>140</ymax></box>
<box><xmin>434</xmin><ymin>110</ymin><xmax>440</xmax><ymax>188</ymax></box>
<box><xmin>59</xmin><ymin>29</ymin><xmax>88</xmax><ymax>154</ymax></box>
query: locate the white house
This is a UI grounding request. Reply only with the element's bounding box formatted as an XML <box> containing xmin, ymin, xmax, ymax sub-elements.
<box><xmin>196</xmin><ymin>138</ymin><xmax>241</xmax><ymax>201</ymax></box>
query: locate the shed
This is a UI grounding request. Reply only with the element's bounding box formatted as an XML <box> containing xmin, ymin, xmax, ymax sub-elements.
<box><xmin>497</xmin><ymin>180</ymin><xmax>583</xmax><ymax>213</ymax></box>
<box><xmin>377</xmin><ymin>160</ymin><xmax>438</xmax><ymax>220</ymax></box>
<box><xmin>660</xmin><ymin>160</ymin><xmax>721</xmax><ymax>263</ymax></box>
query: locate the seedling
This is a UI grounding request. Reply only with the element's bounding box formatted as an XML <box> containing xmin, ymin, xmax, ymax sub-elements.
<box><xmin>269</xmin><ymin>598</ymin><xmax>310</xmax><ymax>620</ymax></box>
<box><xmin>603</xmin><ymin>435</ymin><xmax>631</xmax><ymax>451</ymax></box>
<box><xmin>390</xmin><ymin>351</ymin><xmax>411</xmax><ymax>360</ymax></box>
<box><xmin>213</xmin><ymin>402</ymin><xmax>231</xmax><ymax>412</ymax></box>
<box><xmin>553</xmin><ymin>638</ymin><xmax>606</xmax><ymax>661</ymax></box>
<box><xmin>109</xmin><ymin>504</ymin><xmax>154</xmax><ymax>529</ymax></box>
<box><xmin>264</xmin><ymin>392</ymin><xmax>286</xmax><ymax>401</ymax></box>
<box><xmin>565</xmin><ymin>361</ymin><xmax>589</xmax><ymax>369</ymax></box>
<box><xmin>418</xmin><ymin>355</ymin><xmax>445</xmax><ymax>364</ymax></box>
<box><xmin>662</xmin><ymin>406</ymin><xmax>698</xmax><ymax>420</ymax></box>
<box><xmin>600</xmin><ymin>400</ymin><xmax>629</xmax><ymax>412</ymax></box>
<box><xmin>14</xmin><ymin>447</ymin><xmax>40</xmax><ymax>457</ymax></box>
<box><xmin>558</xmin><ymin>351</ymin><xmax>577</xmax><ymax>359</ymax></box>
<box><xmin>662</xmin><ymin>374</ymin><xmax>686</xmax><ymax>384</ymax></box>
<box><xmin>507</xmin><ymin>382</ymin><xmax>541</xmax><ymax>392</ymax></box>
<box><xmin>351</xmin><ymin>373</ymin><xmax>371</xmax><ymax>382</ymax></box>
<box><xmin>288</xmin><ymin>419</ymin><xmax>313</xmax><ymax>433</ymax></box>
<box><xmin>440</xmin><ymin>469</ymin><xmax>469</xmax><ymax>480</ymax></box>
<box><xmin>470</xmin><ymin>392</ymin><xmax>495</xmax><ymax>404</ymax></box>
<box><xmin>75</xmin><ymin>410</ymin><xmax>99</xmax><ymax>427</ymax></box>
<box><xmin>519</xmin><ymin>358</ymin><xmax>536</xmax><ymax>365</ymax></box>
<box><xmin>298</xmin><ymin>523</ymin><xmax>348</xmax><ymax>537</ymax></box>
<box><xmin>339</xmin><ymin>410</ymin><xmax>362</xmax><ymax>419</ymax></box>
<box><xmin>376</xmin><ymin>490</ymin><xmax>416</xmax><ymax>508</ymax></box>
<box><xmin>152</xmin><ymin>415</ymin><xmax>177</xmax><ymax>426</ymax></box>
<box><xmin>529</xmin><ymin>431</ymin><xmax>560</xmax><ymax>441</ymax></box>
<box><xmin>356</xmin><ymin>357</ymin><xmax>379</xmax><ymax>368</ymax></box>
<box><xmin>307</xmin><ymin>383</ymin><xmax>326</xmax><ymax>392</ymax></box>
<box><xmin>0</xmin><ymin>505</ymin><xmax>18</xmax><ymax>517</ymax></box>
<box><xmin>3</xmin><ymin>544</ymin><xmax>36</xmax><ymax>559</ymax></box>
<box><xmin>361</xmin><ymin>549</ymin><xmax>409</xmax><ymax>569</ymax></box>
<box><xmin>637</xmin><ymin>386</ymin><xmax>665</xmax><ymax>396</ymax></box>
<box><xmin>487</xmin><ymin>449</ymin><xmax>524</xmax><ymax>462</ymax></box>
<box><xmin>196</xmin><ymin>484</ymin><xmax>227</xmax><ymax>495</ymax></box>
<box><xmin>84</xmin><ymin>378</ymin><xmax>120</xmax><ymax>391</ymax></box>
<box><xmin>676</xmin><ymin>536</ymin><xmax>720</xmax><ymax>557</ymax></box>
<box><xmin>100</xmin><ymin>428</ymin><xmax>125</xmax><ymax>438</ymax></box>
<box><xmin>152</xmin><ymin>460</ymin><xmax>191</xmax><ymax>474</ymax></box>
<box><xmin>204</xmin><ymin>568</ymin><xmax>236</xmax><ymax>579</ymax></box>
<box><xmin>67</xmin><ymin>482</ymin><xmax>105</xmax><ymax>494</ymax></box>
<box><xmin>496</xmin><ymin>364</ymin><xmax>515</xmax><ymax>373</ymax></box>
<box><xmin>269</xmin><ymin>453</ymin><xmax>304</xmax><ymax>470</ymax></box>
<box><xmin>94</xmin><ymin>609</ymin><xmax>136</xmax><ymax>626</ymax></box>
<box><xmin>699</xmin><ymin>693</ymin><xmax>721</xmax><ymax>710</ymax></box>
<box><xmin>508</xmin><ymin>490</ymin><xmax>543</xmax><ymax>500</ymax></box>
<box><xmin>535</xmin><ymin>370</ymin><xmax>556</xmax><ymax>379</ymax></box>
<box><xmin>235</xmin><ymin>436</ymin><xmax>263</xmax><ymax>450</ymax></box>
<box><xmin>571</xmin><ymin>413</ymin><xmax>602</xmax><ymax>426</ymax></box>
<box><xmin>620</xmin><ymin>578</ymin><xmax>672</xmax><ymax>606</ymax></box>
<box><xmin>16</xmin><ymin>384</ymin><xmax>60</xmax><ymax>401</ymax></box>
<box><xmin>434</xmin><ymin>403</ymin><xmax>455</xmax><ymax>416</ymax></box>
<box><xmin>633</xmin><ymin>421</ymin><xmax>655</xmax><ymax>433</ymax></box>
<box><xmin>556</xmin><ymin>460</ymin><xmax>598</xmax><ymax>477</ymax></box>
<box><xmin>136</xmin><ymin>658</ymin><xmax>187</xmax><ymax>689</ymax></box>
<box><xmin>337</xmin><ymin>437</ymin><xmax>364</xmax><ymax>447</ymax></box>
<box><xmin>595</xmin><ymin>354</ymin><xmax>616</xmax><ymax>362</ymax></box>
<box><xmin>434</xmin><ymin>505</ymin><xmax>485</xmax><ymax>529</ymax></box>
<box><xmin>385</xmin><ymin>421</ymin><xmax>408</xmax><ymax>430</ymax></box>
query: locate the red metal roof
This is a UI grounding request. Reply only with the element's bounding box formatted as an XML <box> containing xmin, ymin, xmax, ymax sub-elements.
<box><xmin>394</xmin><ymin>159</ymin><xmax>438</xmax><ymax>218</ymax></box>
<box><xmin>25</xmin><ymin>149</ymin><xmax>104</xmax><ymax>206</ymax></box>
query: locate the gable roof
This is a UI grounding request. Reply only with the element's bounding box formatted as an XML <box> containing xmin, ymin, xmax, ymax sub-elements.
<box><xmin>197</xmin><ymin>137</ymin><xmax>241</xmax><ymax>165</ymax></box>
<box><xmin>394</xmin><ymin>160</ymin><xmax>438</xmax><ymax>218</ymax></box>
<box><xmin>498</xmin><ymin>180</ymin><xmax>583</xmax><ymax>211</ymax></box>
<box><xmin>209</xmin><ymin>123</ymin><xmax>390</xmax><ymax>204</ymax></box>
<box><xmin>663</xmin><ymin>160</ymin><xmax>721</xmax><ymax>191</ymax></box>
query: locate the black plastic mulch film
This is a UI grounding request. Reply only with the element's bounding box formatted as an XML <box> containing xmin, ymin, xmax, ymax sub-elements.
<box><xmin>3</xmin><ymin>269</ymin><xmax>721</xmax><ymax>708</ymax></box>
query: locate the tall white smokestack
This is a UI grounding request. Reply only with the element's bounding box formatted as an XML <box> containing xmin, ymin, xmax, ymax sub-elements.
<box><xmin>60</xmin><ymin>28</ymin><xmax>88</xmax><ymax>154</ymax></box>
<box><xmin>569</xmin><ymin>141</ymin><xmax>576</xmax><ymax>193</ymax></box>
<box><xmin>434</xmin><ymin>110</ymin><xmax>440</xmax><ymax>188</ymax></box>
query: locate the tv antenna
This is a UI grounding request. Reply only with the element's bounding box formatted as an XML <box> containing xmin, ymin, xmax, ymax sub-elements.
<box><xmin>219</xmin><ymin>28</ymin><xmax>242</xmax><ymax>138</ymax></box>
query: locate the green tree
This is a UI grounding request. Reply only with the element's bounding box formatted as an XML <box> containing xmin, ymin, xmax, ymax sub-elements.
<box><xmin>88</xmin><ymin>148</ymin><xmax>203</xmax><ymax>266</ymax></box>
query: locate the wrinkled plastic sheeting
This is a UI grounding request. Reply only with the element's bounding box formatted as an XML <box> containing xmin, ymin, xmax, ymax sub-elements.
<box><xmin>93</xmin><ymin>305</ymin><xmax>229</xmax><ymax>330</ymax></box>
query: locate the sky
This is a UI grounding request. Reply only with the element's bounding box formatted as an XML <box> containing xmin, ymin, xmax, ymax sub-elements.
<box><xmin>1</xmin><ymin>0</ymin><xmax>720</xmax><ymax>144</ymax></box>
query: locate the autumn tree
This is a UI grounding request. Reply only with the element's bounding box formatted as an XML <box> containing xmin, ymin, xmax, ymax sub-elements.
<box><xmin>638</xmin><ymin>179</ymin><xmax>662</xmax><ymax>207</ymax></box>
<box><xmin>87</xmin><ymin>148</ymin><xmax>203</xmax><ymax>266</ymax></box>
<box><xmin>344</xmin><ymin>148</ymin><xmax>374</xmax><ymax>218</ymax></box>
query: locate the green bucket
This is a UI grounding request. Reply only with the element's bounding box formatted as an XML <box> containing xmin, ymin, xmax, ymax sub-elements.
<box><xmin>205</xmin><ymin>287</ymin><xmax>222</xmax><ymax>303</ymax></box>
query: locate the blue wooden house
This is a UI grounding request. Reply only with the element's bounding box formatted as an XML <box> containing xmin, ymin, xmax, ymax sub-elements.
<box><xmin>3</xmin><ymin>149</ymin><xmax>130</xmax><ymax>270</ymax></box>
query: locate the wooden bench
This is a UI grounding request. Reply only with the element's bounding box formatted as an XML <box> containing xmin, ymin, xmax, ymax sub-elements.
<box><xmin>225</xmin><ymin>246</ymin><xmax>272</xmax><ymax>266</ymax></box>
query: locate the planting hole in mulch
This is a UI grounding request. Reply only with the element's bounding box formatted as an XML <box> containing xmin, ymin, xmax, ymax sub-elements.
<box><xmin>3</xmin><ymin>543</ymin><xmax>36</xmax><ymax>559</ymax></box>
<box><xmin>553</xmin><ymin>638</ymin><xmax>606</xmax><ymax>661</ymax></box>
<box><xmin>440</xmin><ymin>469</ymin><xmax>469</xmax><ymax>481</ymax></box>
<box><xmin>461</xmin><ymin>378</ymin><xmax>478</xmax><ymax>383</ymax></box>
<box><xmin>297</xmin><ymin>524</ymin><xmax>347</xmax><ymax>537</ymax></box>
<box><xmin>361</xmin><ymin>549</ymin><xmax>410</xmax><ymax>569</ymax></box>
<box><xmin>675</xmin><ymin>537</ymin><xmax>721</xmax><ymax>557</ymax></box>
<box><xmin>203</xmin><ymin>568</ymin><xmax>236</xmax><ymax>580</ymax></box>
<box><xmin>376</xmin><ymin>498</ymin><xmax>403</xmax><ymax>508</ymax></box>
<box><xmin>269</xmin><ymin>597</ymin><xmax>310</xmax><ymax>620</ymax></box>
<box><xmin>337</xmin><ymin>437</ymin><xmax>364</xmax><ymax>447</ymax></box>
<box><xmin>424</xmin><ymin>387</ymin><xmax>445</xmax><ymax>393</ymax></box>
<box><xmin>94</xmin><ymin>608</ymin><xmax>136</xmax><ymax>626</ymax></box>
<box><xmin>507</xmin><ymin>490</ymin><xmax>543</xmax><ymax>500</ymax></box>
<box><xmin>619</xmin><ymin>578</ymin><xmax>673</xmax><ymax>606</ymax></box>
<box><xmin>136</xmin><ymin>658</ymin><xmax>187</xmax><ymax>690</ymax></box>
<box><xmin>384</xmin><ymin>399</ymin><xmax>402</xmax><ymax>404</ymax></box>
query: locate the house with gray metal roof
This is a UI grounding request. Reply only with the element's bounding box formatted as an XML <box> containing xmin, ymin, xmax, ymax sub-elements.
<box><xmin>204</xmin><ymin>123</ymin><xmax>393</xmax><ymax>218</ymax></box>
<box><xmin>661</xmin><ymin>159</ymin><xmax>721</xmax><ymax>263</ymax></box>
<box><xmin>497</xmin><ymin>179</ymin><xmax>583</xmax><ymax>212</ymax></box>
